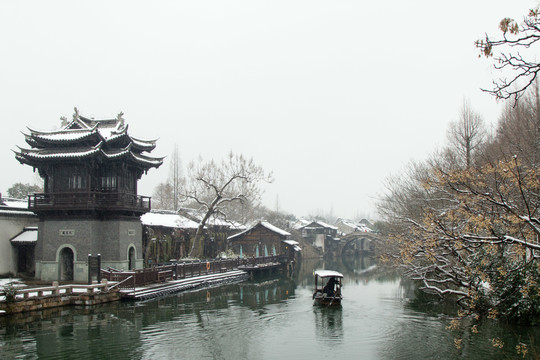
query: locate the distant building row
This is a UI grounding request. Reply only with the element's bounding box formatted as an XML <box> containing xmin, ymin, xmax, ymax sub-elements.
<box><xmin>2</xmin><ymin>110</ymin><xmax>371</xmax><ymax>281</ymax></box>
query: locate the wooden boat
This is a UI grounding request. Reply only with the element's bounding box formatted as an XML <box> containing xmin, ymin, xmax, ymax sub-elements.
<box><xmin>312</xmin><ymin>270</ymin><xmax>343</xmax><ymax>306</ymax></box>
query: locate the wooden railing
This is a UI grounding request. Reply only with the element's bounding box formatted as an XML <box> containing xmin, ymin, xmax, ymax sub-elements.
<box><xmin>101</xmin><ymin>256</ymin><xmax>287</xmax><ymax>290</ymax></box>
<box><xmin>28</xmin><ymin>192</ymin><xmax>151</xmax><ymax>212</ymax></box>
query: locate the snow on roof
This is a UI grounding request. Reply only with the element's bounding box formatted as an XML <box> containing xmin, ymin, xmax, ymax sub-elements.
<box><xmin>313</xmin><ymin>220</ymin><xmax>338</xmax><ymax>230</ymax></box>
<box><xmin>22</xmin><ymin>114</ymin><xmax>158</xmax><ymax>154</ymax></box>
<box><xmin>131</xmin><ymin>136</ymin><xmax>158</xmax><ymax>147</ymax></box>
<box><xmin>261</xmin><ymin>221</ymin><xmax>291</xmax><ymax>236</ymax></box>
<box><xmin>282</xmin><ymin>240</ymin><xmax>299</xmax><ymax>246</ymax></box>
<box><xmin>282</xmin><ymin>240</ymin><xmax>301</xmax><ymax>251</ymax></box>
<box><xmin>177</xmin><ymin>207</ymin><xmax>245</xmax><ymax>229</ymax></box>
<box><xmin>337</xmin><ymin>219</ymin><xmax>373</xmax><ymax>233</ymax></box>
<box><xmin>294</xmin><ymin>219</ymin><xmax>337</xmax><ymax>230</ymax></box>
<box><xmin>97</xmin><ymin>126</ymin><xmax>121</xmax><ymax>140</ymax></box>
<box><xmin>0</xmin><ymin>209</ymin><xmax>36</xmax><ymax>216</ymax></box>
<box><xmin>10</xmin><ymin>227</ymin><xmax>38</xmax><ymax>243</ymax></box>
<box><xmin>1</xmin><ymin>197</ymin><xmax>29</xmax><ymax>209</ymax></box>
<box><xmin>140</xmin><ymin>211</ymin><xmax>199</xmax><ymax>229</ymax></box>
<box><xmin>0</xmin><ymin>197</ymin><xmax>34</xmax><ymax>216</ymax></box>
<box><xmin>130</xmin><ymin>152</ymin><xmax>165</xmax><ymax>167</ymax></box>
<box><xmin>27</xmin><ymin>129</ymin><xmax>98</xmax><ymax>142</ymax></box>
<box><xmin>18</xmin><ymin>146</ymin><xmax>101</xmax><ymax>159</ymax></box>
<box><xmin>314</xmin><ymin>270</ymin><xmax>343</xmax><ymax>278</ymax></box>
<box><xmin>228</xmin><ymin>220</ymin><xmax>290</xmax><ymax>240</ymax></box>
<box><xmin>16</xmin><ymin>144</ymin><xmax>163</xmax><ymax>169</ymax></box>
<box><xmin>291</xmin><ymin>219</ymin><xmax>310</xmax><ymax>230</ymax></box>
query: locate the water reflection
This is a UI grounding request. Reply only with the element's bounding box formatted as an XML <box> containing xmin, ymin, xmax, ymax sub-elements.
<box><xmin>313</xmin><ymin>306</ymin><xmax>343</xmax><ymax>345</ymax></box>
<box><xmin>0</xmin><ymin>255</ymin><xmax>538</xmax><ymax>359</ymax></box>
<box><xmin>0</xmin><ymin>305</ymin><xmax>144</xmax><ymax>359</ymax></box>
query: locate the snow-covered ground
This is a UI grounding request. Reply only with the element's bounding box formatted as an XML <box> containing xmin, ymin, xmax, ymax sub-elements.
<box><xmin>0</xmin><ymin>278</ymin><xmax>23</xmax><ymax>287</ymax></box>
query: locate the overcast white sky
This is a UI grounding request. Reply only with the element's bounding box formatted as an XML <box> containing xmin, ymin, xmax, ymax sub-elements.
<box><xmin>1</xmin><ymin>1</ymin><xmax>537</xmax><ymax>219</ymax></box>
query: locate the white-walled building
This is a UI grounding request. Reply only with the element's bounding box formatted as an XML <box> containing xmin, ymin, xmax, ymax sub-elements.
<box><xmin>0</xmin><ymin>196</ymin><xmax>37</xmax><ymax>276</ymax></box>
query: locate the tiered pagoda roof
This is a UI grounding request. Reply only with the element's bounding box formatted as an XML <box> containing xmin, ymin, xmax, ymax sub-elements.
<box><xmin>14</xmin><ymin>112</ymin><xmax>164</xmax><ymax>171</ymax></box>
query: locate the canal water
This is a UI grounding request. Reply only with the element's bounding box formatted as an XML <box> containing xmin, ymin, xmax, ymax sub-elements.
<box><xmin>1</xmin><ymin>256</ymin><xmax>538</xmax><ymax>359</ymax></box>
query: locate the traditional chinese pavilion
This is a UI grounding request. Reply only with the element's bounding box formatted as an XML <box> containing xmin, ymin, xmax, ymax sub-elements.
<box><xmin>14</xmin><ymin>110</ymin><xmax>163</xmax><ymax>281</ymax></box>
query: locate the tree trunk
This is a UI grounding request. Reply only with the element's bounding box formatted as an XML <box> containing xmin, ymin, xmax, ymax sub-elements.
<box><xmin>189</xmin><ymin>224</ymin><xmax>205</xmax><ymax>259</ymax></box>
<box><xmin>188</xmin><ymin>203</ymin><xmax>217</xmax><ymax>258</ymax></box>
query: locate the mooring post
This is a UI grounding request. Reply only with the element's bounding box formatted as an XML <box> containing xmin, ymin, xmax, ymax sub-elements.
<box><xmin>101</xmin><ymin>278</ymin><xmax>108</xmax><ymax>292</ymax></box>
<box><xmin>88</xmin><ymin>254</ymin><xmax>92</xmax><ymax>285</ymax></box>
<box><xmin>97</xmin><ymin>254</ymin><xmax>101</xmax><ymax>283</ymax></box>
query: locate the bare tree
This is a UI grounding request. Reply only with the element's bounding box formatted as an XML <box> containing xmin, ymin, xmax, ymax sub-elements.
<box><xmin>152</xmin><ymin>182</ymin><xmax>174</xmax><ymax>210</ymax></box>
<box><xmin>169</xmin><ymin>144</ymin><xmax>183</xmax><ymax>211</ymax></box>
<box><xmin>476</xmin><ymin>7</ymin><xmax>540</xmax><ymax>102</ymax></box>
<box><xmin>150</xmin><ymin>144</ymin><xmax>184</xmax><ymax>211</ymax></box>
<box><xmin>377</xmin><ymin>93</ymin><xmax>540</xmax><ymax>325</ymax></box>
<box><xmin>446</xmin><ymin>100</ymin><xmax>486</xmax><ymax>168</ymax></box>
<box><xmin>182</xmin><ymin>152</ymin><xmax>273</xmax><ymax>258</ymax></box>
<box><xmin>491</xmin><ymin>81</ymin><xmax>540</xmax><ymax>166</ymax></box>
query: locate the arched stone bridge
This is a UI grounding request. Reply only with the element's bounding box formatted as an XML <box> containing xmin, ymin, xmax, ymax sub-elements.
<box><xmin>337</xmin><ymin>232</ymin><xmax>381</xmax><ymax>257</ymax></box>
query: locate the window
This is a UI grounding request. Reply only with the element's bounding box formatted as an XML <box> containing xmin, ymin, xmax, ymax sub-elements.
<box><xmin>69</xmin><ymin>174</ymin><xmax>86</xmax><ymax>190</ymax></box>
<box><xmin>100</xmin><ymin>169</ymin><xmax>118</xmax><ymax>192</ymax></box>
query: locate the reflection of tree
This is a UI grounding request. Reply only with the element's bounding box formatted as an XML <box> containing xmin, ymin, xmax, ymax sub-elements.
<box><xmin>298</xmin><ymin>255</ymin><xmax>399</xmax><ymax>286</ymax></box>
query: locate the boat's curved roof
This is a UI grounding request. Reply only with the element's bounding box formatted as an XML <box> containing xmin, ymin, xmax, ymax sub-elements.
<box><xmin>314</xmin><ymin>270</ymin><xmax>343</xmax><ymax>278</ymax></box>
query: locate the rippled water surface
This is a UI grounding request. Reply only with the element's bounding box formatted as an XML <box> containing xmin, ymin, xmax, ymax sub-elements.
<box><xmin>1</xmin><ymin>256</ymin><xmax>538</xmax><ymax>359</ymax></box>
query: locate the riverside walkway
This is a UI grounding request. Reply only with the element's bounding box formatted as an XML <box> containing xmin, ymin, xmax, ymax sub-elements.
<box><xmin>120</xmin><ymin>269</ymin><xmax>248</xmax><ymax>300</ymax></box>
<box><xmin>102</xmin><ymin>255</ymin><xmax>288</xmax><ymax>300</ymax></box>
<box><xmin>0</xmin><ymin>256</ymin><xmax>290</xmax><ymax>313</ymax></box>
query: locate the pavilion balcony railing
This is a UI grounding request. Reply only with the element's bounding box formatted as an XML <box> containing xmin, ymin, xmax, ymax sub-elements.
<box><xmin>28</xmin><ymin>192</ymin><xmax>151</xmax><ymax>212</ymax></box>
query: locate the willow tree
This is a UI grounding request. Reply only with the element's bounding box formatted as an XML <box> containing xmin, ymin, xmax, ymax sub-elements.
<box><xmin>183</xmin><ymin>152</ymin><xmax>272</xmax><ymax>259</ymax></box>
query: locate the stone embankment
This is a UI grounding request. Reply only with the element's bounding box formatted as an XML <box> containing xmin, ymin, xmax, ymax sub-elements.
<box><xmin>0</xmin><ymin>281</ymin><xmax>121</xmax><ymax>314</ymax></box>
<box><xmin>0</xmin><ymin>269</ymin><xmax>250</xmax><ymax>314</ymax></box>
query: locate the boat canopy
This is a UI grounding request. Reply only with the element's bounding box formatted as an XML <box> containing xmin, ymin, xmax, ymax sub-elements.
<box><xmin>314</xmin><ymin>270</ymin><xmax>343</xmax><ymax>278</ymax></box>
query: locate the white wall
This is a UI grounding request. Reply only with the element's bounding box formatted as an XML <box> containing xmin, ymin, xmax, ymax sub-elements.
<box><xmin>0</xmin><ymin>213</ymin><xmax>37</xmax><ymax>275</ymax></box>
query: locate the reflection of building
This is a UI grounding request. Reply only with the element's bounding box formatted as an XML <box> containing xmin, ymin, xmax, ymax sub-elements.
<box><xmin>227</xmin><ymin>221</ymin><xmax>292</xmax><ymax>258</ymax></box>
<box><xmin>0</xmin><ymin>196</ymin><xmax>37</xmax><ymax>276</ymax></box>
<box><xmin>237</xmin><ymin>278</ymin><xmax>296</xmax><ymax>309</ymax></box>
<box><xmin>14</xmin><ymin>112</ymin><xmax>163</xmax><ymax>281</ymax></box>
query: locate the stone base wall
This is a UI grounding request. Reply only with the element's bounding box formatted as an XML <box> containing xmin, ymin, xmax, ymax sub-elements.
<box><xmin>0</xmin><ymin>289</ymin><xmax>121</xmax><ymax>314</ymax></box>
<box><xmin>35</xmin><ymin>260</ymin><xmax>89</xmax><ymax>282</ymax></box>
<box><xmin>35</xmin><ymin>218</ymin><xmax>144</xmax><ymax>281</ymax></box>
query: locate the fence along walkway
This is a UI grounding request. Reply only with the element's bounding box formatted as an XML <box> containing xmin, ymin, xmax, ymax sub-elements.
<box><xmin>0</xmin><ymin>281</ymin><xmax>110</xmax><ymax>302</ymax></box>
<box><xmin>101</xmin><ymin>255</ymin><xmax>287</xmax><ymax>291</ymax></box>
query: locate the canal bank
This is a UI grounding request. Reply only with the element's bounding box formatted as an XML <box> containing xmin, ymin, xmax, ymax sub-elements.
<box><xmin>0</xmin><ymin>284</ymin><xmax>122</xmax><ymax>314</ymax></box>
<box><xmin>1</xmin><ymin>255</ymin><xmax>538</xmax><ymax>360</ymax></box>
<box><xmin>0</xmin><ymin>269</ymin><xmax>250</xmax><ymax>314</ymax></box>
<box><xmin>0</xmin><ymin>256</ymin><xmax>295</xmax><ymax>314</ymax></box>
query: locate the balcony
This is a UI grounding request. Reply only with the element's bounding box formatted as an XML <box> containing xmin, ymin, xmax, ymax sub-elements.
<box><xmin>28</xmin><ymin>192</ymin><xmax>151</xmax><ymax>213</ymax></box>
